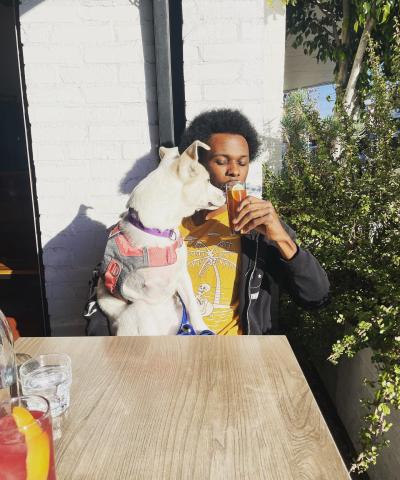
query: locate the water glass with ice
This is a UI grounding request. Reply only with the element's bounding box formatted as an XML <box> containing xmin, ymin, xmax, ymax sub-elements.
<box><xmin>20</xmin><ymin>354</ymin><xmax>72</xmax><ymax>417</ymax></box>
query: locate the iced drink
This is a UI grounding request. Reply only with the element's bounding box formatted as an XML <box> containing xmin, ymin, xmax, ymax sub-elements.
<box><xmin>226</xmin><ymin>181</ymin><xmax>247</xmax><ymax>234</ymax></box>
<box><xmin>0</xmin><ymin>396</ymin><xmax>56</xmax><ymax>480</ymax></box>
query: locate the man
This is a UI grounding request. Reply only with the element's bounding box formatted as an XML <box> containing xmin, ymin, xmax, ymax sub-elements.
<box><xmin>179</xmin><ymin>108</ymin><xmax>329</xmax><ymax>335</ymax></box>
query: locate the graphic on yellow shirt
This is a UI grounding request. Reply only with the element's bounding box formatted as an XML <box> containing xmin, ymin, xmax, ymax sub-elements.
<box><xmin>180</xmin><ymin>209</ymin><xmax>241</xmax><ymax>335</ymax></box>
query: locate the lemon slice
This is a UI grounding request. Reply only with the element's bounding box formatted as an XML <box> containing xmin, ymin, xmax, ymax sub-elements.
<box><xmin>12</xmin><ymin>406</ymin><xmax>50</xmax><ymax>480</ymax></box>
<box><xmin>231</xmin><ymin>183</ymin><xmax>246</xmax><ymax>201</ymax></box>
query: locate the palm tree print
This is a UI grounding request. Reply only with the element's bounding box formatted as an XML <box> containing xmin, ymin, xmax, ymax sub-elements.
<box><xmin>186</xmin><ymin>236</ymin><xmax>236</xmax><ymax>307</ymax></box>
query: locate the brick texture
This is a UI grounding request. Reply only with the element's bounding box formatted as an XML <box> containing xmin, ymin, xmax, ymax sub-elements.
<box><xmin>182</xmin><ymin>0</ymin><xmax>286</xmax><ymax>184</ymax></box>
<box><xmin>20</xmin><ymin>0</ymin><xmax>158</xmax><ymax>334</ymax></box>
<box><xmin>20</xmin><ymin>0</ymin><xmax>286</xmax><ymax>335</ymax></box>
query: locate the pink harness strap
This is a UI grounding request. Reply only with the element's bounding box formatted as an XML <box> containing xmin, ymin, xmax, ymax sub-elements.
<box><xmin>102</xmin><ymin>224</ymin><xmax>183</xmax><ymax>297</ymax></box>
<box><xmin>112</xmin><ymin>224</ymin><xmax>183</xmax><ymax>267</ymax></box>
<box><xmin>104</xmin><ymin>260</ymin><xmax>123</xmax><ymax>296</ymax></box>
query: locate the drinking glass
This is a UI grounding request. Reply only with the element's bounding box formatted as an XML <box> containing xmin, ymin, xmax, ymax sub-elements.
<box><xmin>0</xmin><ymin>395</ymin><xmax>56</xmax><ymax>479</ymax></box>
<box><xmin>225</xmin><ymin>181</ymin><xmax>247</xmax><ymax>234</ymax></box>
<box><xmin>20</xmin><ymin>354</ymin><xmax>72</xmax><ymax>417</ymax></box>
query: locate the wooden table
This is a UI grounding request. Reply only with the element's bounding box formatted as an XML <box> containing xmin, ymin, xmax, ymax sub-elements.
<box><xmin>15</xmin><ymin>337</ymin><xmax>350</xmax><ymax>480</ymax></box>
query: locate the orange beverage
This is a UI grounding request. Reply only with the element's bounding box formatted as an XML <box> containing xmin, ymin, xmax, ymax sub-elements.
<box><xmin>226</xmin><ymin>181</ymin><xmax>247</xmax><ymax>234</ymax></box>
<box><xmin>0</xmin><ymin>396</ymin><xmax>56</xmax><ymax>480</ymax></box>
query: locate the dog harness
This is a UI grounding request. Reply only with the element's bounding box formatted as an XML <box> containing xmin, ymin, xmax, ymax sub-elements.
<box><xmin>176</xmin><ymin>300</ymin><xmax>215</xmax><ymax>336</ymax></box>
<box><xmin>99</xmin><ymin>222</ymin><xmax>215</xmax><ymax>336</ymax></box>
<box><xmin>100</xmin><ymin>223</ymin><xmax>183</xmax><ymax>298</ymax></box>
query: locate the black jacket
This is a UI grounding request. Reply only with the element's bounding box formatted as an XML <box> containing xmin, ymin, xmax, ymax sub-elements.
<box><xmin>238</xmin><ymin>225</ymin><xmax>330</xmax><ymax>335</ymax></box>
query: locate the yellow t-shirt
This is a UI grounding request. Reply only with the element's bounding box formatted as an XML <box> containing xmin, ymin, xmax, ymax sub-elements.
<box><xmin>180</xmin><ymin>208</ymin><xmax>241</xmax><ymax>335</ymax></box>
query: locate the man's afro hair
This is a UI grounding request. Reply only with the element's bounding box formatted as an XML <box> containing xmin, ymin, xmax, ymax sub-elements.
<box><xmin>179</xmin><ymin>109</ymin><xmax>261</xmax><ymax>161</ymax></box>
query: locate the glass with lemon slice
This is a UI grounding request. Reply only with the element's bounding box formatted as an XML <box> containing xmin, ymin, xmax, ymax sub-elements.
<box><xmin>0</xmin><ymin>395</ymin><xmax>56</xmax><ymax>479</ymax></box>
<box><xmin>226</xmin><ymin>181</ymin><xmax>248</xmax><ymax>234</ymax></box>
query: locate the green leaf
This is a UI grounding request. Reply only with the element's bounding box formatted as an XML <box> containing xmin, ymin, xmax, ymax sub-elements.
<box><xmin>379</xmin><ymin>404</ymin><xmax>391</xmax><ymax>416</ymax></box>
<box><xmin>363</xmin><ymin>2</ymin><xmax>371</xmax><ymax>16</ymax></box>
<box><xmin>381</xmin><ymin>4</ymin><xmax>391</xmax><ymax>23</ymax></box>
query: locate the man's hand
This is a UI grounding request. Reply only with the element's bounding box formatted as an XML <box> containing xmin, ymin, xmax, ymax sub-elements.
<box><xmin>233</xmin><ymin>197</ymin><xmax>298</xmax><ymax>260</ymax></box>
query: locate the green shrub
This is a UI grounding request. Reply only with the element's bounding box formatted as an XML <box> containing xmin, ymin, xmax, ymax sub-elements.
<box><xmin>263</xmin><ymin>33</ymin><xmax>399</xmax><ymax>472</ymax></box>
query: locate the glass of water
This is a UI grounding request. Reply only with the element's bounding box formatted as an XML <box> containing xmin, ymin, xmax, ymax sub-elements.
<box><xmin>19</xmin><ymin>354</ymin><xmax>72</xmax><ymax>417</ymax></box>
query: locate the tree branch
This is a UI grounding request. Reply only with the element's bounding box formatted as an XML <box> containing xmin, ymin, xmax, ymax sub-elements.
<box><xmin>341</xmin><ymin>0</ymin><xmax>351</xmax><ymax>46</ymax></box>
<box><xmin>336</xmin><ymin>0</ymin><xmax>351</xmax><ymax>87</ymax></box>
<box><xmin>344</xmin><ymin>16</ymin><xmax>375</xmax><ymax>114</ymax></box>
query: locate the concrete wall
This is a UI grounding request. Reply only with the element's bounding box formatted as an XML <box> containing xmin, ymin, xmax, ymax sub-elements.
<box><xmin>20</xmin><ymin>0</ymin><xmax>159</xmax><ymax>335</ymax></box>
<box><xmin>284</xmin><ymin>35</ymin><xmax>335</xmax><ymax>92</ymax></box>
<box><xmin>319</xmin><ymin>349</ymin><xmax>400</xmax><ymax>480</ymax></box>
<box><xmin>182</xmin><ymin>0</ymin><xmax>286</xmax><ymax>189</ymax></box>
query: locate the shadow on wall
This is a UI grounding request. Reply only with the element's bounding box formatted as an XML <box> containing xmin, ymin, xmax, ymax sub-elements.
<box><xmin>42</xmin><ymin>146</ymin><xmax>159</xmax><ymax>336</ymax></box>
<box><xmin>42</xmin><ymin>205</ymin><xmax>108</xmax><ymax>336</ymax></box>
<box><xmin>40</xmin><ymin>0</ymin><xmax>160</xmax><ymax>335</ymax></box>
<box><xmin>19</xmin><ymin>0</ymin><xmax>46</xmax><ymax>16</ymax></box>
<box><xmin>119</xmin><ymin>148</ymin><xmax>158</xmax><ymax>195</ymax></box>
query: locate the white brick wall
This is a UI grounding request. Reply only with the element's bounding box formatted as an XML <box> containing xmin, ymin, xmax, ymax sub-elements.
<box><xmin>20</xmin><ymin>0</ymin><xmax>158</xmax><ymax>335</ymax></box>
<box><xmin>182</xmin><ymin>0</ymin><xmax>286</xmax><ymax>184</ymax></box>
<box><xmin>20</xmin><ymin>0</ymin><xmax>286</xmax><ymax>335</ymax></box>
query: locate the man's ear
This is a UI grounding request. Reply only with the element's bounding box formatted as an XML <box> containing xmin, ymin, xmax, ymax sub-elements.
<box><xmin>182</xmin><ymin>140</ymin><xmax>210</xmax><ymax>163</ymax></box>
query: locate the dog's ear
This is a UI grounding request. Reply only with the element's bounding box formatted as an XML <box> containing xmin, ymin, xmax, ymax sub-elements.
<box><xmin>159</xmin><ymin>146</ymin><xmax>179</xmax><ymax>166</ymax></box>
<box><xmin>172</xmin><ymin>140</ymin><xmax>210</xmax><ymax>180</ymax></box>
<box><xmin>159</xmin><ymin>146</ymin><xmax>168</xmax><ymax>160</ymax></box>
<box><xmin>177</xmin><ymin>140</ymin><xmax>210</xmax><ymax>180</ymax></box>
<box><xmin>182</xmin><ymin>140</ymin><xmax>210</xmax><ymax>162</ymax></box>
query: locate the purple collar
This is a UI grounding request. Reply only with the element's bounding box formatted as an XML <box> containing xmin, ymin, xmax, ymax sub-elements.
<box><xmin>128</xmin><ymin>209</ymin><xmax>177</xmax><ymax>239</ymax></box>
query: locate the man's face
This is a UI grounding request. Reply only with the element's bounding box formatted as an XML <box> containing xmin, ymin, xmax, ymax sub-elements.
<box><xmin>200</xmin><ymin>133</ymin><xmax>250</xmax><ymax>190</ymax></box>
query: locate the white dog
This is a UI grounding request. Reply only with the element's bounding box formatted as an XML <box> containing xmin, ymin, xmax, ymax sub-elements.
<box><xmin>96</xmin><ymin>140</ymin><xmax>225</xmax><ymax>335</ymax></box>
